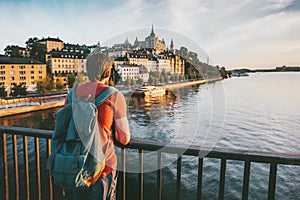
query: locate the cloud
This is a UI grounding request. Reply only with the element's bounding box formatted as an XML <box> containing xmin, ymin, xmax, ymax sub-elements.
<box><xmin>0</xmin><ymin>0</ymin><xmax>299</xmax><ymax>69</ymax></box>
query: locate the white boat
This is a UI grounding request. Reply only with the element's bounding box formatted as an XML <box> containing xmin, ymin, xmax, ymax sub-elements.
<box><xmin>133</xmin><ymin>86</ymin><xmax>165</xmax><ymax>96</ymax></box>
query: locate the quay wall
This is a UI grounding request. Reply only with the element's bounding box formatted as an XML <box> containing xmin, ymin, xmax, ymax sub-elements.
<box><xmin>0</xmin><ymin>101</ymin><xmax>64</xmax><ymax>117</ymax></box>
<box><xmin>162</xmin><ymin>77</ymin><xmax>222</xmax><ymax>90</ymax></box>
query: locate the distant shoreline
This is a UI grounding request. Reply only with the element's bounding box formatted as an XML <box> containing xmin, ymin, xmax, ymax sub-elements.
<box><xmin>231</xmin><ymin>66</ymin><xmax>300</xmax><ymax>73</ymax></box>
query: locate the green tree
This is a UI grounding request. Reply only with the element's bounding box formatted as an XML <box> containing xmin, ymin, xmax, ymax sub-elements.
<box><xmin>137</xmin><ymin>78</ymin><xmax>144</xmax><ymax>85</ymax></box>
<box><xmin>0</xmin><ymin>86</ymin><xmax>7</xmax><ymax>97</ymax></box>
<box><xmin>148</xmin><ymin>76</ymin><xmax>154</xmax><ymax>84</ymax></box>
<box><xmin>11</xmin><ymin>84</ymin><xmax>28</xmax><ymax>96</ymax></box>
<box><xmin>4</xmin><ymin>45</ymin><xmax>21</xmax><ymax>57</ymax></box>
<box><xmin>25</xmin><ymin>37</ymin><xmax>39</xmax><ymax>49</ymax></box>
<box><xmin>55</xmin><ymin>79</ymin><xmax>64</xmax><ymax>94</ymax></box>
<box><xmin>125</xmin><ymin>78</ymin><xmax>131</xmax><ymax>87</ymax></box>
<box><xmin>131</xmin><ymin>78</ymin><xmax>136</xmax><ymax>86</ymax></box>
<box><xmin>36</xmin><ymin>74</ymin><xmax>54</xmax><ymax>94</ymax></box>
<box><xmin>31</xmin><ymin>43</ymin><xmax>47</xmax><ymax>62</ymax></box>
<box><xmin>67</xmin><ymin>74</ymin><xmax>76</xmax><ymax>88</ymax></box>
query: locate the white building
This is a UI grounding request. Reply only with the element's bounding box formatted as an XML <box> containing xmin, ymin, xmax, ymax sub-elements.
<box><xmin>117</xmin><ymin>64</ymin><xmax>139</xmax><ymax>82</ymax></box>
<box><xmin>157</xmin><ymin>55</ymin><xmax>171</xmax><ymax>73</ymax></box>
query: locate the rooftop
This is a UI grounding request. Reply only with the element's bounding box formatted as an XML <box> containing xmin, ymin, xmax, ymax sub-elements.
<box><xmin>0</xmin><ymin>56</ymin><xmax>44</xmax><ymax>64</ymax></box>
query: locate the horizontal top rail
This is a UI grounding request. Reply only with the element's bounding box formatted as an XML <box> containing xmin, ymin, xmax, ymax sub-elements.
<box><xmin>1</xmin><ymin>126</ymin><xmax>299</xmax><ymax>165</ymax></box>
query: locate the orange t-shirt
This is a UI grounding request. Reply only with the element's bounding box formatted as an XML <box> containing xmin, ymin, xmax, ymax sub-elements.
<box><xmin>65</xmin><ymin>82</ymin><xmax>128</xmax><ymax>178</ymax></box>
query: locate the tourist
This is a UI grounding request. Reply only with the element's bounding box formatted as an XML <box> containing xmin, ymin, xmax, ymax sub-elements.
<box><xmin>65</xmin><ymin>49</ymin><xmax>131</xmax><ymax>199</ymax></box>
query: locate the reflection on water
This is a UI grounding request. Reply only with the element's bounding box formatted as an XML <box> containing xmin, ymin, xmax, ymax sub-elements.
<box><xmin>0</xmin><ymin>107</ymin><xmax>61</xmax><ymax>130</ymax></box>
<box><xmin>128</xmin><ymin>90</ymin><xmax>177</xmax><ymax>126</ymax></box>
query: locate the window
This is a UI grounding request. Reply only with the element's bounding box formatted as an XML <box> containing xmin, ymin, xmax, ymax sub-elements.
<box><xmin>11</xmin><ymin>65</ymin><xmax>14</xmax><ymax>69</ymax></box>
<box><xmin>31</xmin><ymin>76</ymin><xmax>34</xmax><ymax>79</ymax></box>
<box><xmin>0</xmin><ymin>71</ymin><xmax>5</xmax><ymax>75</ymax></box>
<box><xmin>39</xmin><ymin>71</ymin><xmax>43</xmax><ymax>74</ymax></box>
<box><xmin>0</xmin><ymin>65</ymin><xmax>5</xmax><ymax>69</ymax></box>
<box><xmin>20</xmin><ymin>76</ymin><xmax>26</xmax><ymax>80</ymax></box>
<box><xmin>38</xmin><ymin>76</ymin><xmax>42</xmax><ymax>80</ymax></box>
<box><xmin>31</xmin><ymin>71</ymin><xmax>34</xmax><ymax>74</ymax></box>
<box><xmin>31</xmin><ymin>66</ymin><xmax>34</xmax><ymax>69</ymax></box>
<box><xmin>11</xmin><ymin>77</ymin><xmax>15</xmax><ymax>81</ymax></box>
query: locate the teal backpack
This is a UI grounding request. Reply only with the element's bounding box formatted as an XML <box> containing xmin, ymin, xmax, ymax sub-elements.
<box><xmin>47</xmin><ymin>86</ymin><xmax>117</xmax><ymax>190</ymax></box>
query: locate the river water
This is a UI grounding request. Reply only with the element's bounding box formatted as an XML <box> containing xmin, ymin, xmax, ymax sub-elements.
<box><xmin>1</xmin><ymin>72</ymin><xmax>299</xmax><ymax>199</ymax></box>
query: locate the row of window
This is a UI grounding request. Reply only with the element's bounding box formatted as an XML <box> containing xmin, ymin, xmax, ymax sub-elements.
<box><xmin>8</xmin><ymin>70</ymin><xmax>43</xmax><ymax>75</ymax></box>
<box><xmin>59</xmin><ymin>55</ymin><xmax>85</xmax><ymax>59</ymax></box>
<box><xmin>123</xmin><ymin>72</ymin><xmax>139</xmax><ymax>75</ymax></box>
<box><xmin>54</xmin><ymin>70</ymin><xmax>76</xmax><ymax>74</ymax></box>
<box><xmin>123</xmin><ymin>68</ymin><xmax>139</xmax><ymax>72</ymax></box>
<box><xmin>0</xmin><ymin>76</ymin><xmax>43</xmax><ymax>81</ymax></box>
<box><xmin>53</xmin><ymin>64</ymin><xmax>82</xmax><ymax>69</ymax></box>
<box><xmin>53</xmin><ymin>59</ymin><xmax>84</xmax><ymax>63</ymax></box>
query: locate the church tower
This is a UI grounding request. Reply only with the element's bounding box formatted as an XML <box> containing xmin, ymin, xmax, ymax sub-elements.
<box><xmin>170</xmin><ymin>38</ymin><xmax>174</xmax><ymax>50</ymax></box>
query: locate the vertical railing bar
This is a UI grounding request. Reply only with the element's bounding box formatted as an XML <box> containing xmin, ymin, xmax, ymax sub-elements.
<box><xmin>176</xmin><ymin>155</ymin><xmax>182</xmax><ymax>200</ymax></box>
<box><xmin>268</xmin><ymin>163</ymin><xmax>277</xmax><ymax>200</ymax></box>
<box><xmin>157</xmin><ymin>151</ymin><xmax>162</xmax><ymax>200</ymax></box>
<box><xmin>197</xmin><ymin>157</ymin><xmax>203</xmax><ymax>200</ymax></box>
<box><xmin>47</xmin><ymin>138</ymin><xmax>53</xmax><ymax>200</ymax></box>
<box><xmin>35</xmin><ymin>137</ymin><xmax>41</xmax><ymax>200</ymax></box>
<box><xmin>23</xmin><ymin>136</ymin><xmax>30</xmax><ymax>200</ymax></box>
<box><xmin>219</xmin><ymin>158</ymin><xmax>226</xmax><ymax>200</ymax></box>
<box><xmin>138</xmin><ymin>149</ymin><xmax>144</xmax><ymax>200</ymax></box>
<box><xmin>2</xmin><ymin>133</ymin><xmax>9</xmax><ymax>200</ymax></box>
<box><xmin>121</xmin><ymin>148</ymin><xmax>126</xmax><ymax>200</ymax></box>
<box><xmin>13</xmin><ymin>134</ymin><xmax>19</xmax><ymax>200</ymax></box>
<box><xmin>242</xmin><ymin>161</ymin><xmax>251</xmax><ymax>200</ymax></box>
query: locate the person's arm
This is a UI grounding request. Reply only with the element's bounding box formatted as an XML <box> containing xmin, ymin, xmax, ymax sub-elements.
<box><xmin>113</xmin><ymin>92</ymin><xmax>131</xmax><ymax>145</ymax></box>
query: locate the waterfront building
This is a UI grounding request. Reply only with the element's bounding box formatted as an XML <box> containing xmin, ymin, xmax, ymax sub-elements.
<box><xmin>49</xmin><ymin>51</ymin><xmax>87</xmax><ymax>75</ymax></box>
<box><xmin>117</xmin><ymin>64</ymin><xmax>139</xmax><ymax>82</ymax></box>
<box><xmin>167</xmin><ymin>51</ymin><xmax>185</xmax><ymax>75</ymax></box>
<box><xmin>157</xmin><ymin>54</ymin><xmax>171</xmax><ymax>73</ymax></box>
<box><xmin>113</xmin><ymin>56</ymin><xmax>129</xmax><ymax>67</ymax></box>
<box><xmin>48</xmin><ymin>51</ymin><xmax>87</xmax><ymax>87</ymax></box>
<box><xmin>0</xmin><ymin>56</ymin><xmax>46</xmax><ymax>94</ymax></box>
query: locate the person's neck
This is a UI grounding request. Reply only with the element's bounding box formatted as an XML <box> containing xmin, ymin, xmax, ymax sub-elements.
<box><xmin>97</xmin><ymin>78</ymin><xmax>108</xmax><ymax>85</ymax></box>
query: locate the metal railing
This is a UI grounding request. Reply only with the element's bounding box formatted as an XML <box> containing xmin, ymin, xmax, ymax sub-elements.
<box><xmin>1</xmin><ymin>126</ymin><xmax>300</xmax><ymax>200</ymax></box>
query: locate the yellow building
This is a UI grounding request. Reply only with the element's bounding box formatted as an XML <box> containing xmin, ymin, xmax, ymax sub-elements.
<box><xmin>37</xmin><ymin>37</ymin><xmax>64</xmax><ymax>52</ymax></box>
<box><xmin>0</xmin><ymin>56</ymin><xmax>47</xmax><ymax>94</ymax></box>
<box><xmin>48</xmin><ymin>51</ymin><xmax>88</xmax><ymax>88</ymax></box>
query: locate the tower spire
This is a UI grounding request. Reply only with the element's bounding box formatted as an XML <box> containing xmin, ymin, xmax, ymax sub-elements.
<box><xmin>170</xmin><ymin>38</ymin><xmax>174</xmax><ymax>50</ymax></box>
<box><xmin>150</xmin><ymin>24</ymin><xmax>155</xmax><ymax>37</ymax></box>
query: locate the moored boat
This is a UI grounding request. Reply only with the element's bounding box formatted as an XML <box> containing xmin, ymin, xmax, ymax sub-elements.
<box><xmin>133</xmin><ymin>86</ymin><xmax>165</xmax><ymax>96</ymax></box>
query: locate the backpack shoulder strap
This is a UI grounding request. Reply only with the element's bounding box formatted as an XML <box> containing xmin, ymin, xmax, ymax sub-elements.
<box><xmin>94</xmin><ymin>86</ymin><xmax>118</xmax><ymax>106</ymax></box>
<box><xmin>67</xmin><ymin>87</ymin><xmax>76</xmax><ymax>104</ymax></box>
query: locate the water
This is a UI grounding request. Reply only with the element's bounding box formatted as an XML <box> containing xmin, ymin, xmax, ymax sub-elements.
<box><xmin>0</xmin><ymin>72</ymin><xmax>299</xmax><ymax>199</ymax></box>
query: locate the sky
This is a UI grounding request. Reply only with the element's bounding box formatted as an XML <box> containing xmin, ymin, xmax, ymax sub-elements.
<box><xmin>0</xmin><ymin>0</ymin><xmax>300</xmax><ymax>69</ymax></box>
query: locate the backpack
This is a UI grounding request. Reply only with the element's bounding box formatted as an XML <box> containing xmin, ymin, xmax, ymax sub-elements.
<box><xmin>46</xmin><ymin>86</ymin><xmax>118</xmax><ymax>190</ymax></box>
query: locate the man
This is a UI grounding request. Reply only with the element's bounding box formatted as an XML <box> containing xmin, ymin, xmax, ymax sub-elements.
<box><xmin>66</xmin><ymin>50</ymin><xmax>131</xmax><ymax>199</ymax></box>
